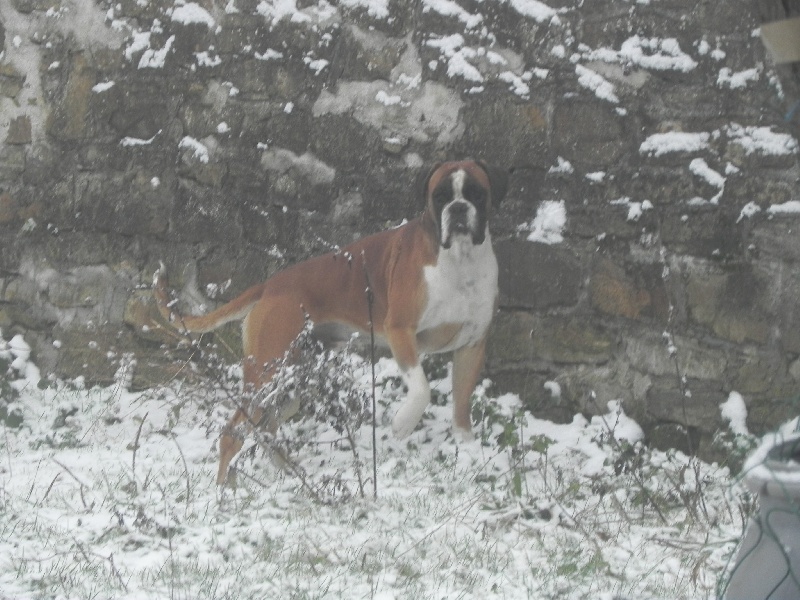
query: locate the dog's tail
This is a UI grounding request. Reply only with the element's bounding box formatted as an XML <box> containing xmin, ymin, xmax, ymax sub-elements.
<box><xmin>153</xmin><ymin>263</ymin><xmax>264</xmax><ymax>333</ymax></box>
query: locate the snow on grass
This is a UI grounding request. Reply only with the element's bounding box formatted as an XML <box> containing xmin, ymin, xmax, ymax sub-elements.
<box><xmin>0</xmin><ymin>332</ymin><xmax>753</xmax><ymax>599</ymax></box>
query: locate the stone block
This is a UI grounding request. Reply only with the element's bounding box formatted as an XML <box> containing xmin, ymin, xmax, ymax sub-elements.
<box><xmin>334</xmin><ymin>25</ymin><xmax>406</xmax><ymax>81</ymax></box>
<box><xmin>685</xmin><ymin>262</ymin><xmax>771</xmax><ymax>345</ymax></box>
<box><xmin>0</xmin><ymin>63</ymin><xmax>24</xmax><ymax>98</ymax></box>
<box><xmin>487</xmin><ymin>368</ymin><xmax>576</xmax><ymax>425</ymax></box>
<box><xmin>751</xmin><ymin>218</ymin><xmax>800</xmax><ymax>264</ymax></box>
<box><xmin>645</xmin><ymin>378</ymin><xmax>726</xmax><ymax>432</ymax></box>
<box><xmin>172</xmin><ymin>179</ymin><xmax>244</xmax><ymax>243</ymax></box>
<box><xmin>590</xmin><ymin>256</ymin><xmax>669</xmax><ymax>322</ymax></box>
<box><xmin>495</xmin><ymin>239</ymin><xmax>582</xmax><ymax>310</ymax></box>
<box><xmin>6</xmin><ymin>116</ymin><xmax>31</xmax><ymax>145</ymax></box>
<box><xmin>660</xmin><ymin>209</ymin><xmax>743</xmax><ymax>259</ymax></box>
<box><xmin>646</xmin><ymin>423</ymin><xmax>699</xmax><ymax>456</ymax></box>
<box><xmin>0</xmin><ymin>193</ymin><xmax>18</xmax><ymax>224</ymax></box>
<box><xmin>462</xmin><ymin>99</ymin><xmax>549</xmax><ymax>168</ymax></box>
<box><xmin>489</xmin><ymin>311</ymin><xmax>614</xmax><ymax>367</ymax></box>
<box><xmin>552</xmin><ymin>98</ymin><xmax>628</xmax><ymax>167</ymax></box>
<box><xmin>625</xmin><ymin>332</ymin><xmax>727</xmax><ymax>380</ymax></box>
<box><xmin>46</xmin><ymin>53</ymin><xmax>94</xmax><ymax>141</ymax></box>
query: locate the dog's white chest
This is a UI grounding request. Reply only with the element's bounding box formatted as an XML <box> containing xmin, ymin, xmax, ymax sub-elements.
<box><xmin>418</xmin><ymin>236</ymin><xmax>498</xmax><ymax>351</ymax></box>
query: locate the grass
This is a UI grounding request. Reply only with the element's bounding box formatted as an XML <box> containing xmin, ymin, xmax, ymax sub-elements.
<box><xmin>0</xmin><ymin>340</ymin><xmax>756</xmax><ymax>600</ymax></box>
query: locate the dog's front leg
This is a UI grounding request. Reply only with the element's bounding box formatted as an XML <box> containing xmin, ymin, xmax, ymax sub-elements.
<box><xmin>451</xmin><ymin>336</ymin><xmax>487</xmax><ymax>441</ymax></box>
<box><xmin>386</xmin><ymin>327</ymin><xmax>431</xmax><ymax>439</ymax></box>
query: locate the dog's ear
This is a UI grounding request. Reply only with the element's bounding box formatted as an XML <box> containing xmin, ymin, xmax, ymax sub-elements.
<box><xmin>418</xmin><ymin>162</ymin><xmax>443</xmax><ymax>201</ymax></box>
<box><xmin>476</xmin><ymin>161</ymin><xmax>509</xmax><ymax>205</ymax></box>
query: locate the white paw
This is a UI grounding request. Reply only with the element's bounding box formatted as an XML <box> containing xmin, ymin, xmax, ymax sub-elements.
<box><xmin>452</xmin><ymin>426</ymin><xmax>474</xmax><ymax>442</ymax></box>
<box><xmin>392</xmin><ymin>365</ymin><xmax>430</xmax><ymax>439</ymax></box>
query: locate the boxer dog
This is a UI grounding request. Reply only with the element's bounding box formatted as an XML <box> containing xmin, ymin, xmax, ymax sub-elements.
<box><xmin>154</xmin><ymin>160</ymin><xmax>508</xmax><ymax>485</ymax></box>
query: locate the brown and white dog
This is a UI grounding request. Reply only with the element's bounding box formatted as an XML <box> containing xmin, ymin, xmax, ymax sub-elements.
<box><xmin>154</xmin><ymin>160</ymin><xmax>508</xmax><ymax>485</ymax></box>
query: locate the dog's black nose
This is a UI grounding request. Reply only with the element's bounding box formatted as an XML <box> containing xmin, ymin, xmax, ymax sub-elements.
<box><xmin>449</xmin><ymin>202</ymin><xmax>468</xmax><ymax>215</ymax></box>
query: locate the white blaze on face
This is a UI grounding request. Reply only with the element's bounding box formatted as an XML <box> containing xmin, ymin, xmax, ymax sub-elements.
<box><xmin>440</xmin><ymin>169</ymin><xmax>479</xmax><ymax>248</ymax></box>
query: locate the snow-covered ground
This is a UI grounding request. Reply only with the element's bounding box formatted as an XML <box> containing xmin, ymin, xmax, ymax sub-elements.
<box><xmin>0</xmin><ymin>331</ymin><xmax>758</xmax><ymax>599</ymax></box>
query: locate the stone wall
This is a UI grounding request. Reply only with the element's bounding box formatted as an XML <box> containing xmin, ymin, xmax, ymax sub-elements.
<box><xmin>1</xmin><ymin>0</ymin><xmax>799</xmax><ymax>460</ymax></box>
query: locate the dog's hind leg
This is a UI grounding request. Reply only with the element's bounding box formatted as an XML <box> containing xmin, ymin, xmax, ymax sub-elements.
<box><xmin>216</xmin><ymin>296</ymin><xmax>307</xmax><ymax>486</ymax></box>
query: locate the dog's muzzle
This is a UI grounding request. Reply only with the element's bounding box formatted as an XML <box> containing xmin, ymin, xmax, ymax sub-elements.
<box><xmin>441</xmin><ymin>200</ymin><xmax>478</xmax><ymax>249</ymax></box>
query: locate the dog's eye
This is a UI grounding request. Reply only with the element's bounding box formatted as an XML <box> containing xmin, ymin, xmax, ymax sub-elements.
<box><xmin>432</xmin><ymin>188</ymin><xmax>451</xmax><ymax>207</ymax></box>
<box><xmin>463</xmin><ymin>181</ymin><xmax>487</xmax><ymax>206</ymax></box>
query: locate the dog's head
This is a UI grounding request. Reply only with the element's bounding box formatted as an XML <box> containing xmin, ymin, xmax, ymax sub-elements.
<box><xmin>423</xmin><ymin>160</ymin><xmax>508</xmax><ymax>250</ymax></box>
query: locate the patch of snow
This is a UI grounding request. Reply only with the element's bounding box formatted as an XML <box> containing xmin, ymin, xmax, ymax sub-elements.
<box><xmin>575</xmin><ymin>64</ymin><xmax>619</xmax><ymax>103</ymax></box>
<box><xmin>689</xmin><ymin>158</ymin><xmax>725</xmax><ymax>204</ymax></box>
<box><xmin>125</xmin><ymin>31</ymin><xmax>152</xmax><ymax>61</ymax></box>
<box><xmin>584</xmin><ymin>36</ymin><xmax>697</xmax><ymax>72</ymax></box>
<box><xmin>170</xmin><ymin>2</ymin><xmax>215</xmax><ymax>28</ymax></box>
<box><xmin>543</xmin><ymin>380</ymin><xmax>561</xmax><ymax>398</ymax></box>
<box><xmin>195</xmin><ymin>50</ymin><xmax>221</xmax><ymax>67</ymax></box>
<box><xmin>0</xmin><ymin>329</ymin><xmax>757</xmax><ymax>599</ymax></box>
<box><xmin>422</xmin><ymin>0</ymin><xmax>483</xmax><ymax>29</ymax></box>
<box><xmin>255</xmin><ymin>48</ymin><xmax>284</xmax><ymax>60</ymax></box>
<box><xmin>586</xmin><ymin>171</ymin><xmax>606</xmax><ymax>183</ymax></box>
<box><xmin>375</xmin><ymin>90</ymin><xmax>405</xmax><ymax>106</ymax></box>
<box><xmin>767</xmin><ymin>200</ymin><xmax>800</xmax><ymax>215</ymax></box>
<box><xmin>179</xmin><ymin>136</ymin><xmax>210</xmax><ymax>163</ymax></box>
<box><xmin>526</xmin><ymin>200</ymin><xmax>567</xmax><ymax>244</ymax></box>
<box><xmin>426</xmin><ymin>34</ymin><xmax>484</xmax><ymax>83</ymax></box>
<box><xmin>737</xmin><ymin>201</ymin><xmax>761</xmax><ymax>222</ymax></box>
<box><xmin>717</xmin><ymin>67</ymin><xmax>760</xmax><ymax>89</ymax></box>
<box><xmin>720</xmin><ymin>392</ymin><xmax>749</xmax><ymax>436</ymax></box>
<box><xmin>639</xmin><ymin>131</ymin><xmax>710</xmax><ymax>156</ymax></box>
<box><xmin>611</xmin><ymin>197</ymin><xmax>653</xmax><ymax>221</ymax></box>
<box><xmin>256</xmin><ymin>0</ymin><xmax>337</xmax><ymax>24</ymax></box>
<box><xmin>138</xmin><ymin>34</ymin><xmax>175</xmax><ymax>69</ymax></box>
<box><xmin>548</xmin><ymin>156</ymin><xmax>574</xmax><ymax>174</ymax></box>
<box><xmin>121</xmin><ymin>130</ymin><xmax>162</xmax><ymax>146</ymax></box>
<box><xmin>498</xmin><ymin>71</ymin><xmax>531</xmax><ymax>98</ymax></box>
<box><xmin>506</xmin><ymin>0</ymin><xmax>559</xmax><ymax>23</ymax></box>
<box><xmin>339</xmin><ymin>0</ymin><xmax>390</xmax><ymax>19</ymax></box>
<box><xmin>92</xmin><ymin>81</ymin><xmax>115</xmax><ymax>93</ymax></box>
<box><xmin>725</xmin><ymin>123</ymin><xmax>799</xmax><ymax>156</ymax></box>
<box><xmin>305</xmin><ymin>56</ymin><xmax>329</xmax><ymax>74</ymax></box>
